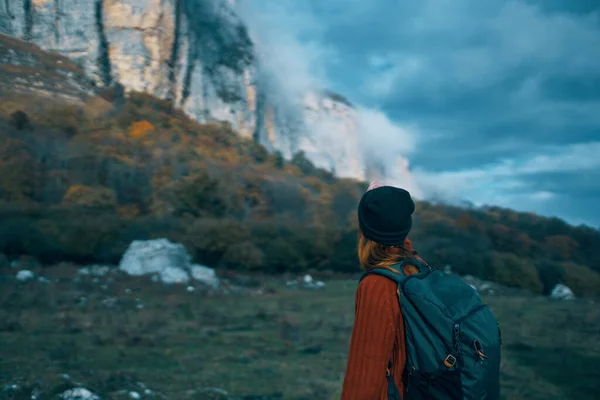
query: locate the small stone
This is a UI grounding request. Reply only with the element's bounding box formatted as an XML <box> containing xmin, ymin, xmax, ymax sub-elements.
<box><xmin>550</xmin><ymin>284</ymin><xmax>575</xmax><ymax>300</ymax></box>
<box><xmin>16</xmin><ymin>270</ymin><xmax>35</xmax><ymax>281</ymax></box>
<box><xmin>59</xmin><ymin>387</ymin><xmax>100</xmax><ymax>400</ymax></box>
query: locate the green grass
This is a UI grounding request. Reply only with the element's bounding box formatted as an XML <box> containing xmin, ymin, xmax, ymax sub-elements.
<box><xmin>0</xmin><ymin>269</ymin><xmax>599</xmax><ymax>400</ymax></box>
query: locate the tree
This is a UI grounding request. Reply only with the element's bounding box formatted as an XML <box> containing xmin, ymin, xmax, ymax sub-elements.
<box><xmin>535</xmin><ymin>260</ymin><xmax>565</xmax><ymax>295</ymax></box>
<box><xmin>129</xmin><ymin>120</ymin><xmax>155</xmax><ymax>139</ymax></box>
<box><xmin>10</xmin><ymin>110</ymin><xmax>31</xmax><ymax>130</ymax></box>
<box><xmin>273</xmin><ymin>150</ymin><xmax>285</xmax><ymax>169</ymax></box>
<box><xmin>291</xmin><ymin>150</ymin><xmax>316</xmax><ymax>175</ymax></box>
<box><xmin>543</xmin><ymin>235</ymin><xmax>580</xmax><ymax>261</ymax></box>
<box><xmin>62</xmin><ymin>185</ymin><xmax>117</xmax><ymax>208</ymax></box>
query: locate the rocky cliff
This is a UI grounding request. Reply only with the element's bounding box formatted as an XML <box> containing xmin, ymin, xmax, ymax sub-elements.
<box><xmin>0</xmin><ymin>0</ymin><xmax>367</xmax><ymax>181</ymax></box>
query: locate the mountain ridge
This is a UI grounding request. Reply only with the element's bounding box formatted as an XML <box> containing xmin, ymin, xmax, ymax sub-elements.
<box><xmin>0</xmin><ymin>0</ymin><xmax>376</xmax><ymax>181</ymax></box>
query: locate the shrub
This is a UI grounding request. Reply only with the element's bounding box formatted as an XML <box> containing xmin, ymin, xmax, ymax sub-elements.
<box><xmin>486</xmin><ymin>252</ymin><xmax>544</xmax><ymax>294</ymax></box>
<box><xmin>220</xmin><ymin>241</ymin><xmax>265</xmax><ymax>271</ymax></box>
<box><xmin>560</xmin><ymin>262</ymin><xmax>600</xmax><ymax>297</ymax></box>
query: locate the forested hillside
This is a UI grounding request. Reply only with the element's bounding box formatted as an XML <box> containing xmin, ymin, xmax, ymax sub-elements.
<box><xmin>1</xmin><ymin>93</ymin><xmax>599</xmax><ymax>297</ymax></box>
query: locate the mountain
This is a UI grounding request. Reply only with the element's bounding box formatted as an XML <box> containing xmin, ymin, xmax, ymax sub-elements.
<box><xmin>0</xmin><ymin>0</ymin><xmax>368</xmax><ymax>181</ymax></box>
<box><xmin>2</xmin><ymin>2</ymin><xmax>599</xmax><ymax>299</ymax></box>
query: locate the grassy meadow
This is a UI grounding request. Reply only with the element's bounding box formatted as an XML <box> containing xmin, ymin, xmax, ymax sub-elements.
<box><xmin>1</xmin><ymin>267</ymin><xmax>599</xmax><ymax>400</ymax></box>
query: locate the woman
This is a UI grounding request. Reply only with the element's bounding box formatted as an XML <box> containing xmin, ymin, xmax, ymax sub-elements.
<box><xmin>340</xmin><ymin>183</ymin><xmax>424</xmax><ymax>399</ymax></box>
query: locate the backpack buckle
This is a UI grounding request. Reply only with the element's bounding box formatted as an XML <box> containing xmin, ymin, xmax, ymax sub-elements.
<box><xmin>443</xmin><ymin>354</ymin><xmax>457</xmax><ymax>368</ymax></box>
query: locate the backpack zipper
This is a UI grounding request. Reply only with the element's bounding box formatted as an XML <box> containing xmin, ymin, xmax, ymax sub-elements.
<box><xmin>455</xmin><ymin>304</ymin><xmax>488</xmax><ymax>324</ymax></box>
<box><xmin>453</xmin><ymin>304</ymin><xmax>488</xmax><ymax>364</ymax></box>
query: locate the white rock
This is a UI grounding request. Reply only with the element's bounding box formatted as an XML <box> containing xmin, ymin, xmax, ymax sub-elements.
<box><xmin>119</xmin><ymin>239</ymin><xmax>191</xmax><ymax>276</ymax></box>
<box><xmin>190</xmin><ymin>265</ymin><xmax>219</xmax><ymax>287</ymax></box>
<box><xmin>118</xmin><ymin>239</ymin><xmax>215</xmax><ymax>285</ymax></box>
<box><xmin>129</xmin><ymin>391</ymin><xmax>141</xmax><ymax>399</ymax></box>
<box><xmin>186</xmin><ymin>286</ymin><xmax>195</xmax><ymax>292</ymax></box>
<box><xmin>16</xmin><ymin>270</ymin><xmax>35</xmax><ymax>281</ymax></box>
<box><xmin>79</xmin><ymin>265</ymin><xmax>111</xmax><ymax>276</ymax></box>
<box><xmin>479</xmin><ymin>283</ymin><xmax>492</xmax><ymax>292</ymax></box>
<box><xmin>303</xmin><ymin>274</ymin><xmax>313</xmax><ymax>284</ymax></box>
<box><xmin>60</xmin><ymin>388</ymin><xmax>101</xmax><ymax>400</ymax></box>
<box><xmin>160</xmin><ymin>266</ymin><xmax>190</xmax><ymax>284</ymax></box>
<box><xmin>550</xmin><ymin>284</ymin><xmax>575</xmax><ymax>300</ymax></box>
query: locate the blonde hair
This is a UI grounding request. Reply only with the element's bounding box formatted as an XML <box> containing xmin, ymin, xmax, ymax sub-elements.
<box><xmin>358</xmin><ymin>231</ymin><xmax>420</xmax><ymax>275</ymax></box>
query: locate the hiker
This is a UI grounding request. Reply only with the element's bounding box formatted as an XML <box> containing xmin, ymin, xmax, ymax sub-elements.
<box><xmin>340</xmin><ymin>183</ymin><xmax>501</xmax><ymax>399</ymax></box>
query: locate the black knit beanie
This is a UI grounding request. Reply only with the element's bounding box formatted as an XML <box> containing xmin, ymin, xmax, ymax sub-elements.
<box><xmin>357</xmin><ymin>186</ymin><xmax>415</xmax><ymax>246</ymax></box>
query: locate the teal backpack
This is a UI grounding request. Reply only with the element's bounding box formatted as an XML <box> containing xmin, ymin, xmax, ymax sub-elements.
<box><xmin>360</xmin><ymin>258</ymin><xmax>502</xmax><ymax>400</ymax></box>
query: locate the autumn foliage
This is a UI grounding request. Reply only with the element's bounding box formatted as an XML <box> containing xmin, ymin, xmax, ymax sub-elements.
<box><xmin>0</xmin><ymin>93</ymin><xmax>599</xmax><ymax>296</ymax></box>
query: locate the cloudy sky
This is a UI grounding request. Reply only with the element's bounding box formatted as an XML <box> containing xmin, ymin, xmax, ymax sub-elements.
<box><xmin>239</xmin><ymin>0</ymin><xmax>600</xmax><ymax>228</ymax></box>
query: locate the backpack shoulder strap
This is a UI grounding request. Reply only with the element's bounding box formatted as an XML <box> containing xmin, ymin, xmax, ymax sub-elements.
<box><xmin>359</xmin><ymin>258</ymin><xmax>429</xmax><ymax>284</ymax></box>
<box><xmin>359</xmin><ymin>266</ymin><xmax>403</xmax><ymax>284</ymax></box>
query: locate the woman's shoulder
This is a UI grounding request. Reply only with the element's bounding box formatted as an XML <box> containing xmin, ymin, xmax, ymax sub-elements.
<box><xmin>356</xmin><ymin>273</ymin><xmax>401</xmax><ymax>314</ymax></box>
<box><xmin>358</xmin><ymin>273</ymin><xmax>397</xmax><ymax>293</ymax></box>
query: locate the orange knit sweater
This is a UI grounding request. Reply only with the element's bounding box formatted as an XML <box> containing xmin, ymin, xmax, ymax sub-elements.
<box><xmin>340</xmin><ymin>274</ymin><xmax>404</xmax><ymax>399</ymax></box>
<box><xmin>340</xmin><ymin>241</ymin><xmax>423</xmax><ymax>399</ymax></box>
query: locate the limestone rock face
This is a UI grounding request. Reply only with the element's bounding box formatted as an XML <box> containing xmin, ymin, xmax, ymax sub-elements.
<box><xmin>0</xmin><ymin>0</ymin><xmax>403</xmax><ymax>184</ymax></box>
<box><xmin>299</xmin><ymin>91</ymin><xmax>365</xmax><ymax>180</ymax></box>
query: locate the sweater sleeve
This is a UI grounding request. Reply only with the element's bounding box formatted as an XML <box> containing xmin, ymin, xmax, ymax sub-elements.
<box><xmin>340</xmin><ymin>275</ymin><xmax>399</xmax><ymax>400</ymax></box>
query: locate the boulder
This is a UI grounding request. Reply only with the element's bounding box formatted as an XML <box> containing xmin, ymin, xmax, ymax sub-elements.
<box><xmin>159</xmin><ymin>266</ymin><xmax>190</xmax><ymax>284</ymax></box>
<box><xmin>190</xmin><ymin>265</ymin><xmax>220</xmax><ymax>288</ymax></box>
<box><xmin>550</xmin><ymin>284</ymin><xmax>575</xmax><ymax>300</ymax></box>
<box><xmin>118</xmin><ymin>239</ymin><xmax>219</xmax><ymax>286</ymax></box>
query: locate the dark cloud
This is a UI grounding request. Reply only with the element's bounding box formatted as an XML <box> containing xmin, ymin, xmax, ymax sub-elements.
<box><xmin>240</xmin><ymin>0</ymin><xmax>600</xmax><ymax>227</ymax></box>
